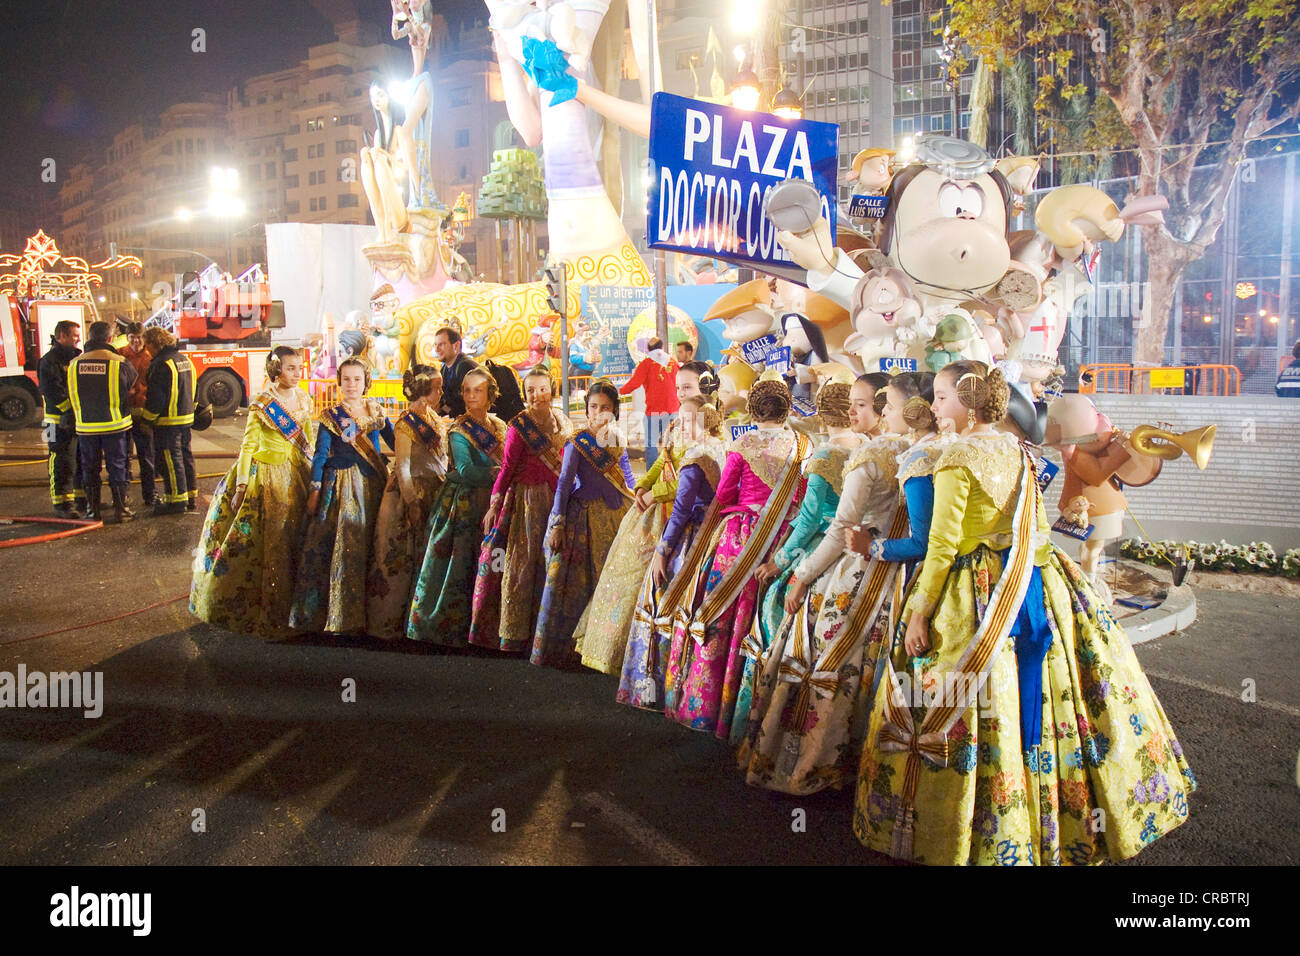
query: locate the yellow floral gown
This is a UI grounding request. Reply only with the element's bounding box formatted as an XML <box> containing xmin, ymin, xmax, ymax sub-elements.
<box><xmin>190</xmin><ymin>390</ymin><xmax>315</xmax><ymax>639</ymax></box>
<box><xmin>575</xmin><ymin>424</ymin><xmax>686</xmax><ymax>676</ymax></box>
<box><xmin>853</xmin><ymin>432</ymin><xmax>1195</xmax><ymax>865</ymax></box>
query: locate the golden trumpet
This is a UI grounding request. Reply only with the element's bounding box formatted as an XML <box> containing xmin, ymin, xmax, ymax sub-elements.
<box><xmin>1128</xmin><ymin>424</ymin><xmax>1216</xmax><ymax>469</ymax></box>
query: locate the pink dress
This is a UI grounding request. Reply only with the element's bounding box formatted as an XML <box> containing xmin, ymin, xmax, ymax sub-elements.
<box><xmin>468</xmin><ymin>414</ymin><xmax>566</xmax><ymax>650</ymax></box>
<box><xmin>664</xmin><ymin>426</ymin><xmax>805</xmax><ymax>739</ymax></box>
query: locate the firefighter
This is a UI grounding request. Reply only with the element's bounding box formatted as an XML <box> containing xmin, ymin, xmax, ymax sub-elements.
<box><xmin>67</xmin><ymin>320</ymin><xmax>137</xmax><ymax>523</ymax></box>
<box><xmin>140</xmin><ymin>327</ymin><xmax>196</xmax><ymax>515</ymax></box>
<box><xmin>121</xmin><ymin>322</ymin><xmax>156</xmax><ymax>507</ymax></box>
<box><xmin>37</xmin><ymin>320</ymin><xmax>84</xmax><ymax>516</ymax></box>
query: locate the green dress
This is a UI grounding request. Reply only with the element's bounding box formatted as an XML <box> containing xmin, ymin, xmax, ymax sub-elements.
<box><xmin>406</xmin><ymin>415</ymin><xmax>506</xmax><ymax>645</ymax></box>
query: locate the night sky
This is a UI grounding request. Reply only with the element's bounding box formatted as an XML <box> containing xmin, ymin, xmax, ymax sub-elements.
<box><xmin>0</xmin><ymin>0</ymin><xmax>483</xmax><ymax>228</ymax></box>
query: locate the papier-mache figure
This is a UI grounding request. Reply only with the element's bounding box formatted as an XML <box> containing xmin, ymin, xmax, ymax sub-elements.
<box><xmin>1044</xmin><ymin>393</ymin><xmax>1133</xmax><ymax>600</ymax></box>
<box><xmin>705</xmin><ymin>277</ymin><xmax>780</xmax><ymax>349</ymax></box>
<box><xmin>717</xmin><ymin>360</ymin><xmax>758</xmax><ymax>420</ymax></box>
<box><xmin>850</xmin><ymin>148</ymin><xmax>896</xmax><ymax>196</ymax></box>
<box><xmin>925</xmin><ymin>308</ymin><xmax>992</xmax><ymax>373</ymax></box>
<box><xmin>994</xmin><ymin>154</ymin><xmax>1042</xmax><ymax>217</ymax></box>
<box><xmin>369</xmin><ymin>283</ymin><xmax>404</xmax><ymax>377</ymax></box>
<box><xmin>842</xmin><ymin>261</ymin><xmax>926</xmax><ymax>367</ymax></box>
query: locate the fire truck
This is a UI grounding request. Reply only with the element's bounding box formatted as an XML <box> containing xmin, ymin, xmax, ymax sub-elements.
<box><xmin>0</xmin><ymin>295</ymin><xmax>94</xmax><ymax>429</ymax></box>
<box><xmin>146</xmin><ymin>264</ymin><xmax>287</xmax><ymax>417</ymax></box>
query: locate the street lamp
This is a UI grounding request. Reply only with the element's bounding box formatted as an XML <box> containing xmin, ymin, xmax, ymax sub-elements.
<box><xmin>772</xmin><ymin>88</ymin><xmax>803</xmax><ymax>120</ymax></box>
<box><xmin>731</xmin><ymin>69</ymin><xmax>761</xmax><ymax>111</ymax></box>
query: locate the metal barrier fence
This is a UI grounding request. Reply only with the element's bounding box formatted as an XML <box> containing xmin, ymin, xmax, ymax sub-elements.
<box><xmin>1078</xmin><ymin>363</ymin><xmax>1241</xmax><ymax>396</ymax></box>
<box><xmin>304</xmin><ymin>378</ymin><xmax>409</xmax><ymax>417</ymax></box>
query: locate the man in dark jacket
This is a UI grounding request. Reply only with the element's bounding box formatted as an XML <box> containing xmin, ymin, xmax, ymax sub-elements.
<box><xmin>433</xmin><ymin>324</ymin><xmax>479</xmax><ymax>418</ymax></box>
<box><xmin>67</xmin><ymin>320</ymin><xmax>137</xmax><ymax>523</ymax></box>
<box><xmin>140</xmin><ymin>328</ymin><xmax>197</xmax><ymax>515</ymax></box>
<box><xmin>38</xmin><ymin>320</ymin><xmax>84</xmax><ymax>516</ymax></box>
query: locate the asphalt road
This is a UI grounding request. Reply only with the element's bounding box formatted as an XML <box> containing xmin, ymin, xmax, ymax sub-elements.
<box><xmin>0</xmin><ymin>416</ymin><xmax>1297</xmax><ymax>866</ymax></box>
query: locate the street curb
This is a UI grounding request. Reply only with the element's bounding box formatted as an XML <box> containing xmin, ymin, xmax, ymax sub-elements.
<box><xmin>1118</xmin><ymin>557</ymin><xmax>1197</xmax><ymax>645</ymax></box>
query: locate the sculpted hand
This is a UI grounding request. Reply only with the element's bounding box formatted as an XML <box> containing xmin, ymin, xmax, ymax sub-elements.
<box><xmin>306</xmin><ymin>489</ymin><xmax>321</xmax><ymax>516</ymax></box>
<box><xmin>775</xmin><ymin>216</ymin><xmax>836</xmax><ymax>275</ymax></box>
<box><xmin>634</xmin><ymin>488</ymin><xmax>652</xmax><ymax>513</ymax></box>
<box><xmin>230</xmin><ymin>484</ymin><xmax>247</xmax><ymax>513</ymax></box>
<box><xmin>755</xmin><ymin>561</ymin><xmax>781</xmax><ymax>585</ymax></box>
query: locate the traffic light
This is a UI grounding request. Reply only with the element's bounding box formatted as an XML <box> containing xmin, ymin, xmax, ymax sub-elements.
<box><xmin>544</xmin><ymin>261</ymin><xmax>566</xmax><ymax>317</ymax></box>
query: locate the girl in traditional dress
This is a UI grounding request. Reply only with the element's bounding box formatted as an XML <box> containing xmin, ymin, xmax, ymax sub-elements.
<box><xmin>530</xmin><ymin>380</ymin><xmax>634</xmax><ymax>668</ymax></box>
<box><xmin>407</xmin><ymin>367</ymin><xmax>506</xmax><ymax>645</ymax></box>
<box><xmin>469</xmin><ymin>366</ymin><xmax>571</xmax><ymax>651</ymax></box>
<box><xmin>854</xmin><ymin>361</ymin><xmax>1195</xmax><ymax>865</ymax></box>
<box><xmin>740</xmin><ymin>372</ymin><xmax>940</xmax><ymax>793</ymax></box>
<box><xmin>617</xmin><ymin>395</ymin><xmax>727</xmax><ymax>709</ymax></box>
<box><xmin>573</xmin><ymin>363</ymin><xmax>714</xmax><ymax>676</ymax></box>
<box><xmin>191</xmin><ymin>346</ymin><xmax>314</xmax><ymax>639</ymax></box>
<box><xmin>663</xmin><ymin>377</ymin><xmax>811</xmax><ymax>739</ymax></box>
<box><xmin>365</xmin><ymin>365</ymin><xmax>447</xmax><ymax>640</ymax></box>
<box><xmin>735</xmin><ymin>381</ymin><xmax>860</xmax><ymax>746</ymax></box>
<box><xmin>289</xmin><ymin>358</ymin><xmax>395</xmax><ymax>635</ymax></box>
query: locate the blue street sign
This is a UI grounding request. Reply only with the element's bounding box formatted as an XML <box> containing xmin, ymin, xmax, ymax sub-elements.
<box><xmin>739</xmin><ymin>333</ymin><xmax>781</xmax><ymax>366</ymax></box>
<box><xmin>647</xmin><ymin>92</ymin><xmax>839</xmax><ymax>271</ymax></box>
<box><xmin>1036</xmin><ymin>458</ymin><xmax>1059</xmax><ymax>492</ymax></box>
<box><xmin>730</xmin><ymin>423</ymin><xmax>758</xmax><ymax>442</ymax></box>
<box><xmin>877</xmin><ymin>357</ymin><xmax>917</xmax><ymax>372</ymax></box>
<box><xmin>848</xmin><ymin>194</ymin><xmax>889</xmax><ymax>219</ymax></box>
<box><xmin>766</xmin><ymin>345</ymin><xmax>792</xmax><ymax>375</ymax></box>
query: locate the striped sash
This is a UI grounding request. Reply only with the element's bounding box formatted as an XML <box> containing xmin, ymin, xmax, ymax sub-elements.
<box><xmin>571</xmin><ymin>429</ymin><xmax>636</xmax><ymax>502</ymax></box>
<box><xmin>685</xmin><ymin>430</ymin><xmax>810</xmax><ymax>645</ymax></box>
<box><xmin>253</xmin><ymin>397</ymin><xmax>314</xmax><ymax>463</ymax></box>
<box><xmin>322</xmin><ymin>404</ymin><xmax>387</xmax><ymax>479</ymax></box>
<box><xmin>509</xmin><ymin>410</ymin><xmax>565</xmax><ymax>476</ymax></box>
<box><xmin>875</xmin><ymin>448</ymin><xmax>1041</xmax><ymax>860</ymax></box>
<box><xmin>777</xmin><ymin>502</ymin><xmax>910</xmax><ymax>731</ymax></box>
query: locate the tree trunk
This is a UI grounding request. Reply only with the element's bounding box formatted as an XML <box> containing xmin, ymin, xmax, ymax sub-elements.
<box><xmin>1135</xmin><ymin>228</ymin><xmax>1196</xmax><ymax>365</ymax></box>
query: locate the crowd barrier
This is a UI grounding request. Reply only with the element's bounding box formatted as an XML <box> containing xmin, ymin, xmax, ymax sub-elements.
<box><xmin>1078</xmin><ymin>363</ymin><xmax>1240</xmax><ymax>396</ymax></box>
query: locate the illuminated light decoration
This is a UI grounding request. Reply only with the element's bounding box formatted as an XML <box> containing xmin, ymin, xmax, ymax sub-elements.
<box><xmin>730</xmin><ymin>69</ymin><xmax>761</xmax><ymax>111</ymax></box>
<box><xmin>1202</xmin><ymin>314</ymin><xmax>1213</xmax><ymax>324</ymax></box>
<box><xmin>1235</xmin><ymin>281</ymin><xmax>1257</xmax><ymax>299</ymax></box>
<box><xmin>0</xmin><ymin>229</ymin><xmax>142</xmax><ymax>324</ymax></box>
<box><xmin>732</xmin><ymin>7</ymin><xmax>760</xmax><ymax>36</ymax></box>
<box><xmin>1270</xmin><ymin>315</ymin><xmax>1279</xmax><ymax>324</ymax></box>
<box><xmin>772</xmin><ymin>88</ymin><xmax>803</xmax><ymax>120</ymax></box>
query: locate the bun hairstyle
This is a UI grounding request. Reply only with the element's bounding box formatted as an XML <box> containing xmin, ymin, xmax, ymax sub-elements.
<box><xmin>815</xmin><ymin>381</ymin><xmax>852</xmax><ymax>428</ymax></box>
<box><xmin>889</xmin><ymin>371</ymin><xmax>937</xmax><ymax>432</ymax></box>
<box><xmin>586</xmin><ymin>378</ymin><xmax>621</xmax><ymax>419</ymax></box>
<box><xmin>857</xmin><ymin>371</ymin><xmax>891</xmax><ymax>415</ymax></box>
<box><xmin>462</xmin><ymin>366</ymin><xmax>499</xmax><ymax>405</ymax></box>
<box><xmin>680</xmin><ymin>394</ymin><xmax>723</xmax><ymax>435</ymax></box>
<box><xmin>336</xmin><ymin>356</ymin><xmax>373</xmax><ymax>390</ymax></box>
<box><xmin>266</xmin><ymin>345</ymin><xmax>302</xmax><ymax>381</ymax></box>
<box><xmin>747</xmin><ymin>378</ymin><xmax>792</xmax><ymax>422</ymax></box>
<box><xmin>402</xmin><ymin>363</ymin><xmax>441</xmax><ymax>401</ymax></box>
<box><xmin>944</xmin><ymin>359</ymin><xmax>1010</xmax><ymax>423</ymax></box>
<box><xmin>679</xmin><ymin>360</ymin><xmax>719</xmax><ymax>402</ymax></box>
